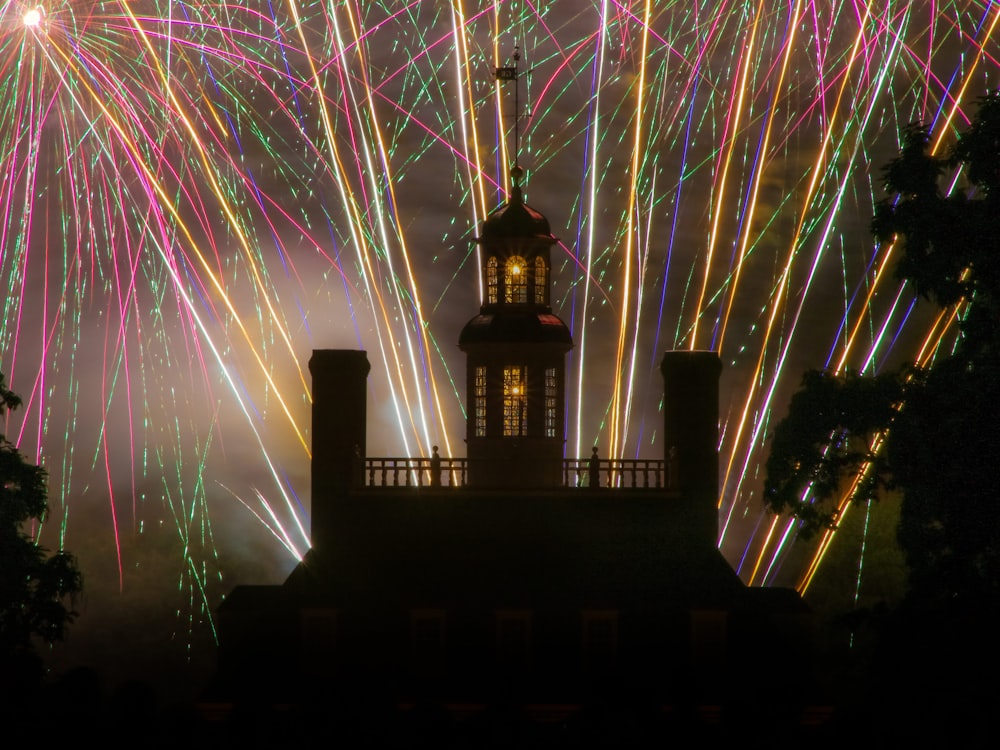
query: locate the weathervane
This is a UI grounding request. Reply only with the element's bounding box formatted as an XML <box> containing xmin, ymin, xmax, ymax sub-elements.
<box><xmin>495</xmin><ymin>45</ymin><xmax>525</xmax><ymax>176</ymax></box>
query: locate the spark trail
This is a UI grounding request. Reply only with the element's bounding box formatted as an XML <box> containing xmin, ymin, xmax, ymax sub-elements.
<box><xmin>0</xmin><ymin>2</ymin><xmax>995</xmax><ymax>645</ymax></box>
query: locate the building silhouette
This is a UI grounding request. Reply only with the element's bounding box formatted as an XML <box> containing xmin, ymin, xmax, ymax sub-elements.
<box><xmin>204</xmin><ymin>167</ymin><xmax>822</xmax><ymax>738</ymax></box>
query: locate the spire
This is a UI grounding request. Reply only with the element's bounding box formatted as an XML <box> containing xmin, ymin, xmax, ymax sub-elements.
<box><xmin>495</xmin><ymin>45</ymin><xmax>524</xmax><ymax>173</ymax></box>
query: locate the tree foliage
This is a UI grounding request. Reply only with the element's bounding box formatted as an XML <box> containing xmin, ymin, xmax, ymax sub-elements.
<box><xmin>0</xmin><ymin>372</ymin><xmax>83</xmax><ymax>689</ymax></box>
<box><xmin>764</xmin><ymin>92</ymin><xmax>1000</xmax><ymax>604</ymax></box>
<box><xmin>764</xmin><ymin>368</ymin><xmax>905</xmax><ymax>535</ymax></box>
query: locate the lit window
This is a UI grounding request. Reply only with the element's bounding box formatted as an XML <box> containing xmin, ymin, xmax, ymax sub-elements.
<box><xmin>487</xmin><ymin>257</ymin><xmax>498</xmax><ymax>304</ymax></box>
<box><xmin>534</xmin><ymin>257</ymin><xmax>547</xmax><ymax>304</ymax></box>
<box><xmin>474</xmin><ymin>366</ymin><xmax>487</xmax><ymax>437</ymax></box>
<box><xmin>544</xmin><ymin>367</ymin><xmax>557</xmax><ymax>438</ymax></box>
<box><xmin>503</xmin><ymin>366</ymin><xmax>527</xmax><ymax>436</ymax></box>
<box><xmin>504</xmin><ymin>255</ymin><xmax>528</xmax><ymax>303</ymax></box>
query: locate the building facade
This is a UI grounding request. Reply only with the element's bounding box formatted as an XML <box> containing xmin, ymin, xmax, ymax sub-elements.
<box><xmin>207</xmin><ymin>169</ymin><xmax>817</xmax><ymax>731</ymax></box>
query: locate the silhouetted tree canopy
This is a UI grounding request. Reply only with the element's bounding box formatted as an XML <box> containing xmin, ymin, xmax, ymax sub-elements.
<box><xmin>764</xmin><ymin>92</ymin><xmax>1000</xmax><ymax>605</ymax></box>
<box><xmin>0</xmin><ymin>372</ymin><xmax>83</xmax><ymax>692</ymax></box>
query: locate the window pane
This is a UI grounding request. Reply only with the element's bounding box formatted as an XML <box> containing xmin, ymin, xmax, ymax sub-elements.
<box><xmin>581</xmin><ymin>610</ymin><xmax>618</xmax><ymax>673</ymax></box>
<box><xmin>300</xmin><ymin>608</ymin><xmax>337</xmax><ymax>672</ymax></box>
<box><xmin>487</xmin><ymin>257</ymin><xmax>498</xmax><ymax>304</ymax></box>
<box><xmin>496</xmin><ymin>610</ymin><xmax>533</xmax><ymax>669</ymax></box>
<box><xmin>503</xmin><ymin>366</ymin><xmax>527</xmax><ymax>436</ymax></box>
<box><xmin>504</xmin><ymin>256</ymin><xmax>528</xmax><ymax>303</ymax></box>
<box><xmin>544</xmin><ymin>367</ymin><xmax>557</xmax><ymax>438</ymax></box>
<box><xmin>534</xmin><ymin>257</ymin><xmax>547</xmax><ymax>304</ymax></box>
<box><xmin>474</xmin><ymin>366</ymin><xmax>487</xmax><ymax>436</ymax></box>
<box><xmin>410</xmin><ymin>609</ymin><xmax>447</xmax><ymax>675</ymax></box>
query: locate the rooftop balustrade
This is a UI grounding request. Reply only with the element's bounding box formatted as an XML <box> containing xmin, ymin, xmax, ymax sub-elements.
<box><xmin>360</xmin><ymin>456</ymin><xmax>668</xmax><ymax>489</ymax></box>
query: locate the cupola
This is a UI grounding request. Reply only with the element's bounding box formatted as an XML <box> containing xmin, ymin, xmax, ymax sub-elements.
<box><xmin>459</xmin><ymin>166</ymin><xmax>573</xmax><ymax>487</ymax></box>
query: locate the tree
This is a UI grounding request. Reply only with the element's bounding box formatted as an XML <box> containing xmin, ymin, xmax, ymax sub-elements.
<box><xmin>0</xmin><ymin>372</ymin><xmax>83</xmax><ymax>694</ymax></box>
<box><xmin>763</xmin><ymin>94</ymin><xmax>1000</xmax><ymax>743</ymax></box>
<box><xmin>764</xmin><ymin>93</ymin><xmax>1000</xmax><ymax>606</ymax></box>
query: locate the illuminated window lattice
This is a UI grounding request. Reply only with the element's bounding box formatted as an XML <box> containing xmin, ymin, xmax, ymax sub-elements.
<box><xmin>487</xmin><ymin>257</ymin><xmax>498</xmax><ymax>305</ymax></box>
<box><xmin>544</xmin><ymin>367</ymin><xmax>557</xmax><ymax>438</ymax></box>
<box><xmin>503</xmin><ymin>366</ymin><xmax>527</xmax><ymax>436</ymax></box>
<box><xmin>504</xmin><ymin>256</ymin><xmax>528</xmax><ymax>304</ymax></box>
<box><xmin>534</xmin><ymin>257</ymin><xmax>547</xmax><ymax>304</ymax></box>
<box><xmin>474</xmin><ymin>366</ymin><xmax>487</xmax><ymax>437</ymax></box>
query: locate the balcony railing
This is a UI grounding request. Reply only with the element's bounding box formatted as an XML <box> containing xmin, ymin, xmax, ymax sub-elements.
<box><xmin>362</xmin><ymin>457</ymin><xmax>666</xmax><ymax>489</ymax></box>
<box><xmin>562</xmin><ymin>458</ymin><xmax>666</xmax><ymax>489</ymax></box>
<box><xmin>365</xmin><ymin>456</ymin><xmax>467</xmax><ymax>488</ymax></box>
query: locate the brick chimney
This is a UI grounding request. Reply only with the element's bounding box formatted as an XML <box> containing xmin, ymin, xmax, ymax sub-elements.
<box><xmin>308</xmin><ymin>349</ymin><xmax>370</xmax><ymax>552</ymax></box>
<box><xmin>661</xmin><ymin>350</ymin><xmax>722</xmax><ymax>544</ymax></box>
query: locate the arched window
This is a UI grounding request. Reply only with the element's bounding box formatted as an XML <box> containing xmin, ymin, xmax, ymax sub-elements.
<box><xmin>487</xmin><ymin>257</ymin><xmax>498</xmax><ymax>304</ymax></box>
<box><xmin>534</xmin><ymin>257</ymin><xmax>547</xmax><ymax>304</ymax></box>
<box><xmin>504</xmin><ymin>255</ymin><xmax>528</xmax><ymax>303</ymax></box>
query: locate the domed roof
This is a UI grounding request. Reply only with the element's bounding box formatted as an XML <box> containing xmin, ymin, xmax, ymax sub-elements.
<box><xmin>480</xmin><ymin>168</ymin><xmax>554</xmax><ymax>240</ymax></box>
<box><xmin>459</xmin><ymin>311</ymin><xmax>573</xmax><ymax>348</ymax></box>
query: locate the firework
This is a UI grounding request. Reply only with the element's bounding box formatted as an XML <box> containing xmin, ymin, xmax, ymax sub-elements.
<box><xmin>1</xmin><ymin>1</ymin><xmax>996</xmax><ymax>650</ymax></box>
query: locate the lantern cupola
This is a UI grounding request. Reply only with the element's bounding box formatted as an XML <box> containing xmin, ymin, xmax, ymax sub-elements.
<box><xmin>459</xmin><ymin>166</ymin><xmax>573</xmax><ymax>487</ymax></box>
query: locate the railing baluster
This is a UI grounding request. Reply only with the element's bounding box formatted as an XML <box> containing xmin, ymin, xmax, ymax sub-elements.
<box><xmin>360</xmin><ymin>457</ymin><xmax>665</xmax><ymax>489</ymax></box>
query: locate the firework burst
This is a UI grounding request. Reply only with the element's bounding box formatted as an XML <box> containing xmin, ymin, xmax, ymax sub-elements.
<box><xmin>1</xmin><ymin>2</ymin><xmax>996</xmax><ymax>650</ymax></box>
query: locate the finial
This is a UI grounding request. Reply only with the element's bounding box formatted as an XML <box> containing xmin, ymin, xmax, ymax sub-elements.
<box><xmin>495</xmin><ymin>44</ymin><xmax>524</xmax><ymax>172</ymax></box>
<box><xmin>509</xmin><ymin>164</ymin><xmax>525</xmax><ymax>204</ymax></box>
